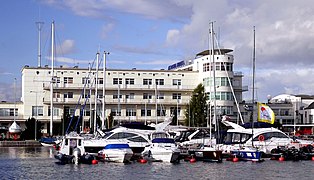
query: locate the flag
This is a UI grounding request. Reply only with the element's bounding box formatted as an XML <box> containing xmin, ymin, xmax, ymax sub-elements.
<box><xmin>257</xmin><ymin>102</ymin><xmax>275</xmax><ymax>124</ymax></box>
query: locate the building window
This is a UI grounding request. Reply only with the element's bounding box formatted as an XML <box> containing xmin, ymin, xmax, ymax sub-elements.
<box><xmin>111</xmin><ymin>109</ymin><xmax>121</xmax><ymax>116</ymax></box>
<box><xmin>0</xmin><ymin>108</ymin><xmax>18</xmax><ymax>117</ymax></box>
<box><xmin>82</xmin><ymin>77</ymin><xmax>90</xmax><ymax>84</ymax></box>
<box><xmin>143</xmin><ymin>79</ymin><xmax>152</xmax><ymax>85</ymax></box>
<box><xmin>64</xmin><ymin>92</ymin><xmax>73</xmax><ymax>98</ymax></box>
<box><xmin>216</xmin><ymin>106</ymin><xmax>233</xmax><ymax>115</ymax></box>
<box><xmin>141</xmin><ymin>108</ymin><xmax>151</xmax><ymax>116</ymax></box>
<box><xmin>63</xmin><ymin>106</ymin><xmax>74</xmax><ymax>116</ymax></box>
<box><xmin>155</xmin><ymin>79</ymin><xmax>164</xmax><ymax>85</ymax></box>
<box><xmin>173</xmin><ymin>79</ymin><xmax>181</xmax><ymax>86</ymax></box>
<box><xmin>172</xmin><ymin>93</ymin><xmax>181</xmax><ymax>100</ymax></box>
<box><xmin>126</xmin><ymin>109</ymin><xmax>136</xmax><ymax>116</ymax></box>
<box><xmin>125</xmin><ymin>78</ymin><xmax>135</xmax><ymax>85</ymax></box>
<box><xmin>84</xmin><ymin>109</ymin><xmax>90</xmax><ymax>116</ymax></box>
<box><xmin>113</xmin><ymin>78</ymin><xmax>122</xmax><ymax>85</ymax></box>
<box><xmin>157</xmin><ymin>93</ymin><xmax>164</xmax><ymax>99</ymax></box>
<box><xmin>126</xmin><ymin>93</ymin><xmax>135</xmax><ymax>99</ymax></box>
<box><xmin>53</xmin><ymin>92</ymin><xmax>61</xmax><ymax>98</ymax></box>
<box><xmin>113</xmin><ymin>94</ymin><xmax>122</xmax><ymax>99</ymax></box>
<box><xmin>203</xmin><ymin>62</ymin><xmax>214</xmax><ymax>72</ymax></box>
<box><xmin>54</xmin><ymin>77</ymin><xmax>60</xmax><ymax>83</ymax></box>
<box><xmin>208</xmin><ymin>92</ymin><xmax>232</xmax><ymax>101</ymax></box>
<box><xmin>64</xmin><ymin>77</ymin><xmax>73</xmax><ymax>84</ymax></box>
<box><xmin>170</xmin><ymin>107</ymin><xmax>181</xmax><ymax>115</ymax></box>
<box><xmin>48</xmin><ymin>106</ymin><xmax>59</xmax><ymax>116</ymax></box>
<box><xmin>83</xmin><ymin>93</ymin><xmax>90</xmax><ymax>98</ymax></box>
<box><xmin>157</xmin><ymin>107</ymin><xmax>166</xmax><ymax>116</ymax></box>
<box><xmin>143</xmin><ymin>93</ymin><xmax>152</xmax><ymax>99</ymax></box>
<box><xmin>32</xmin><ymin>106</ymin><xmax>43</xmax><ymax>116</ymax></box>
<box><xmin>98</xmin><ymin>78</ymin><xmax>103</xmax><ymax>84</ymax></box>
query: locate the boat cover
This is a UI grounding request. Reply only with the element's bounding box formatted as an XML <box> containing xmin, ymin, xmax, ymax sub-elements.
<box><xmin>104</xmin><ymin>144</ymin><xmax>130</xmax><ymax>149</ymax></box>
<box><xmin>152</xmin><ymin>138</ymin><xmax>175</xmax><ymax>144</ymax></box>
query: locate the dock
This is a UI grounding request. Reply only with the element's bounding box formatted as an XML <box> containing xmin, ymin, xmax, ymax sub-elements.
<box><xmin>0</xmin><ymin>140</ymin><xmax>42</xmax><ymax>147</ymax></box>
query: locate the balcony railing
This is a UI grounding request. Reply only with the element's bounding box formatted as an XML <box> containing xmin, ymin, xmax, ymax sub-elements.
<box><xmin>43</xmin><ymin>82</ymin><xmax>195</xmax><ymax>91</ymax></box>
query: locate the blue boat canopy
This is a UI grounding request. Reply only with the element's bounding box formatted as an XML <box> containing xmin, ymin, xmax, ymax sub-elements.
<box><xmin>152</xmin><ymin>138</ymin><xmax>175</xmax><ymax>144</ymax></box>
<box><xmin>104</xmin><ymin>144</ymin><xmax>130</xmax><ymax>149</ymax></box>
<box><xmin>40</xmin><ymin>137</ymin><xmax>57</xmax><ymax>144</ymax></box>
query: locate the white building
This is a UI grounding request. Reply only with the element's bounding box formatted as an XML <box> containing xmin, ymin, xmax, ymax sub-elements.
<box><xmin>0</xmin><ymin>49</ymin><xmax>248</xmax><ymax>135</ymax></box>
<box><xmin>269</xmin><ymin>94</ymin><xmax>314</xmax><ymax>134</ymax></box>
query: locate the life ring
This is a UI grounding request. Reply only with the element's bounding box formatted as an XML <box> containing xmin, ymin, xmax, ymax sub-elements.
<box><xmin>258</xmin><ymin>135</ymin><xmax>265</xmax><ymax>142</ymax></box>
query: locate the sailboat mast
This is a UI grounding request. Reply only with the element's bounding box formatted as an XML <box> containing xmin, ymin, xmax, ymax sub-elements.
<box><xmin>94</xmin><ymin>52</ymin><xmax>100</xmax><ymax>133</ymax></box>
<box><xmin>88</xmin><ymin>63</ymin><xmax>92</xmax><ymax>130</ymax></box>
<box><xmin>252</xmin><ymin>26</ymin><xmax>256</xmax><ymax>146</ymax></box>
<box><xmin>14</xmin><ymin>78</ymin><xmax>16</xmax><ymax>122</ymax></box>
<box><xmin>50</xmin><ymin>21</ymin><xmax>55</xmax><ymax>136</ymax></box>
<box><xmin>211</xmin><ymin>22</ymin><xmax>217</xmax><ymax>132</ymax></box>
<box><xmin>102</xmin><ymin>51</ymin><xmax>108</xmax><ymax>129</ymax></box>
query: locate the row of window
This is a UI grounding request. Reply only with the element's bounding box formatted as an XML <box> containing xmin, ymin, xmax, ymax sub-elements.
<box><xmin>207</xmin><ymin>92</ymin><xmax>233</xmax><ymax>101</ymax></box>
<box><xmin>203</xmin><ymin>62</ymin><xmax>233</xmax><ymax>72</ymax></box>
<box><xmin>203</xmin><ymin>77</ymin><xmax>232</xmax><ymax>87</ymax></box>
<box><xmin>53</xmin><ymin>92</ymin><xmax>182</xmax><ymax>100</ymax></box>
<box><xmin>0</xmin><ymin>108</ymin><xmax>18</xmax><ymax>117</ymax></box>
<box><xmin>30</xmin><ymin>106</ymin><xmax>181</xmax><ymax>117</ymax></box>
<box><xmin>32</xmin><ymin>106</ymin><xmax>59</xmax><ymax>116</ymax></box>
<box><xmin>111</xmin><ymin>107</ymin><xmax>181</xmax><ymax>117</ymax></box>
<box><xmin>60</xmin><ymin>77</ymin><xmax>183</xmax><ymax>86</ymax></box>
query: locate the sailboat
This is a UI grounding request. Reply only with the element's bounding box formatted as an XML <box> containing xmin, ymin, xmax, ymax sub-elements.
<box><xmin>186</xmin><ymin>22</ymin><xmax>223</xmax><ymax>163</ymax></box>
<box><xmin>228</xmin><ymin>26</ymin><xmax>263</xmax><ymax>162</ymax></box>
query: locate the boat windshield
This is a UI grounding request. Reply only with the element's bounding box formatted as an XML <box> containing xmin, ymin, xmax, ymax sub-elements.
<box><xmin>151</xmin><ymin>132</ymin><xmax>169</xmax><ymax>139</ymax></box>
<box><xmin>223</xmin><ymin>132</ymin><xmax>252</xmax><ymax>144</ymax></box>
<box><xmin>102</xmin><ymin>132</ymin><xmax>113</xmax><ymax>139</ymax></box>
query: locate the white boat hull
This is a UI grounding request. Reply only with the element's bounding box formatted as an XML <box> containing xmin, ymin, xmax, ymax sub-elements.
<box><xmin>99</xmin><ymin>148</ymin><xmax>133</xmax><ymax>163</ymax></box>
<box><xmin>143</xmin><ymin>145</ymin><xmax>181</xmax><ymax>163</ymax></box>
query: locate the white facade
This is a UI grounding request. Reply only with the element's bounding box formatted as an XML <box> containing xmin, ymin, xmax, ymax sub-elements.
<box><xmin>0</xmin><ymin>48</ymin><xmax>248</xmax><ymax>135</ymax></box>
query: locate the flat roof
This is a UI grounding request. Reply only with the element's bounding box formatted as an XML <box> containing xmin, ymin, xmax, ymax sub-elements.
<box><xmin>196</xmin><ymin>49</ymin><xmax>233</xmax><ymax>57</ymax></box>
<box><xmin>21</xmin><ymin>65</ymin><xmax>197</xmax><ymax>73</ymax></box>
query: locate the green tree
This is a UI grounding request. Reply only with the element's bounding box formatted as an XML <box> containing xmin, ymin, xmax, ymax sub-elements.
<box><xmin>184</xmin><ymin>83</ymin><xmax>207</xmax><ymax>127</ymax></box>
<box><xmin>20</xmin><ymin>117</ymin><xmax>43</xmax><ymax>140</ymax></box>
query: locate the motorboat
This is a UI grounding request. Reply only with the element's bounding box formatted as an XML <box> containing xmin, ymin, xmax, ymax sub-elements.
<box><xmin>269</xmin><ymin>145</ymin><xmax>314</xmax><ymax>161</ymax></box>
<box><xmin>218</xmin><ymin>120</ymin><xmax>314</xmax><ymax>155</ymax></box>
<box><xmin>83</xmin><ymin>126</ymin><xmax>152</xmax><ymax>157</ymax></box>
<box><xmin>39</xmin><ymin>136</ymin><xmax>61</xmax><ymax>147</ymax></box>
<box><xmin>187</xmin><ymin>145</ymin><xmax>223</xmax><ymax>162</ymax></box>
<box><xmin>54</xmin><ymin>132</ymin><xmax>95</xmax><ymax>164</ymax></box>
<box><xmin>98</xmin><ymin>144</ymin><xmax>133</xmax><ymax>163</ymax></box>
<box><xmin>174</xmin><ymin>128</ymin><xmax>216</xmax><ymax>147</ymax></box>
<box><xmin>229</xmin><ymin>147</ymin><xmax>263</xmax><ymax>162</ymax></box>
<box><xmin>142</xmin><ymin>132</ymin><xmax>181</xmax><ymax>163</ymax></box>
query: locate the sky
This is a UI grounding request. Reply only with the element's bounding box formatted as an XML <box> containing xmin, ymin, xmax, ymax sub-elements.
<box><xmin>1</xmin><ymin>0</ymin><xmax>314</xmax><ymax>103</ymax></box>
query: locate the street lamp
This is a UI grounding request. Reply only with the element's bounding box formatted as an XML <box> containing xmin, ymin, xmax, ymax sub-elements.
<box><xmin>30</xmin><ymin>90</ymin><xmax>44</xmax><ymax>140</ymax></box>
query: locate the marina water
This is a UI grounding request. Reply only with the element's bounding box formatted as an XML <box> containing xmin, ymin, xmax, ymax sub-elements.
<box><xmin>0</xmin><ymin>147</ymin><xmax>313</xmax><ymax>180</ymax></box>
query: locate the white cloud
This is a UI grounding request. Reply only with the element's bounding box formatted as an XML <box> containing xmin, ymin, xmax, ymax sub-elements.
<box><xmin>166</xmin><ymin>29</ymin><xmax>180</xmax><ymax>46</ymax></box>
<box><xmin>42</xmin><ymin>0</ymin><xmax>314</xmax><ymax>102</ymax></box>
<box><xmin>135</xmin><ymin>59</ymin><xmax>176</xmax><ymax>65</ymax></box>
<box><xmin>55</xmin><ymin>39</ymin><xmax>76</xmax><ymax>55</ymax></box>
<box><xmin>101</xmin><ymin>23</ymin><xmax>114</xmax><ymax>39</ymax></box>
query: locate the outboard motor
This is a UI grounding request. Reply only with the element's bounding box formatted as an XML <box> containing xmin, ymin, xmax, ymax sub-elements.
<box><xmin>72</xmin><ymin>148</ymin><xmax>81</xmax><ymax>165</ymax></box>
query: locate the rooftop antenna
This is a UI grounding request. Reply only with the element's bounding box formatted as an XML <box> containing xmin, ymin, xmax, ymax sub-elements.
<box><xmin>36</xmin><ymin>7</ymin><xmax>44</xmax><ymax>67</ymax></box>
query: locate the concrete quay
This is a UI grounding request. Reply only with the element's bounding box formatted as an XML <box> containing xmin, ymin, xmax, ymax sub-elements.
<box><xmin>0</xmin><ymin>140</ymin><xmax>42</xmax><ymax>147</ymax></box>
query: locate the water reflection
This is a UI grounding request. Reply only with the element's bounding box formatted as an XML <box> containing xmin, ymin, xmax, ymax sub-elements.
<box><xmin>0</xmin><ymin>147</ymin><xmax>314</xmax><ymax>180</ymax></box>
